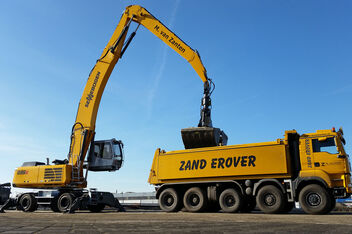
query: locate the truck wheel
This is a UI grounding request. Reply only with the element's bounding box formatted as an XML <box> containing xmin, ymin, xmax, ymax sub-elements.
<box><xmin>299</xmin><ymin>184</ymin><xmax>331</xmax><ymax>214</ymax></box>
<box><xmin>219</xmin><ymin>188</ymin><xmax>243</xmax><ymax>213</ymax></box>
<box><xmin>57</xmin><ymin>193</ymin><xmax>73</xmax><ymax>212</ymax></box>
<box><xmin>88</xmin><ymin>204</ymin><xmax>105</xmax><ymax>212</ymax></box>
<box><xmin>159</xmin><ymin>188</ymin><xmax>182</xmax><ymax>212</ymax></box>
<box><xmin>256</xmin><ymin>185</ymin><xmax>286</xmax><ymax>214</ymax></box>
<box><xmin>183</xmin><ymin>187</ymin><xmax>207</xmax><ymax>212</ymax></box>
<box><xmin>18</xmin><ymin>194</ymin><xmax>37</xmax><ymax>212</ymax></box>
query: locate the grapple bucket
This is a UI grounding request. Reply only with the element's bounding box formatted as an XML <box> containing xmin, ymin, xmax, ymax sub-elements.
<box><xmin>181</xmin><ymin>127</ymin><xmax>228</xmax><ymax>149</ymax></box>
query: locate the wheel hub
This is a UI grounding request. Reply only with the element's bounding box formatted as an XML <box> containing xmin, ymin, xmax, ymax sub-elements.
<box><xmin>164</xmin><ymin>195</ymin><xmax>174</xmax><ymax>207</ymax></box>
<box><xmin>307</xmin><ymin>193</ymin><xmax>321</xmax><ymax>206</ymax></box>
<box><xmin>225</xmin><ymin>195</ymin><xmax>235</xmax><ymax>207</ymax></box>
<box><xmin>264</xmin><ymin>194</ymin><xmax>276</xmax><ymax>206</ymax></box>
<box><xmin>190</xmin><ymin>194</ymin><xmax>200</xmax><ymax>206</ymax></box>
<box><xmin>60</xmin><ymin>197</ymin><xmax>70</xmax><ymax>209</ymax></box>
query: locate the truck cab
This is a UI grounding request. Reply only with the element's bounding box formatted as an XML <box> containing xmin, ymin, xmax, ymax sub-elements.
<box><xmin>298</xmin><ymin>128</ymin><xmax>351</xmax><ymax>197</ymax></box>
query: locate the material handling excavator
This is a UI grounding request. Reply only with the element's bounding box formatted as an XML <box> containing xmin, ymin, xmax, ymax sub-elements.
<box><xmin>1</xmin><ymin>5</ymin><xmax>226</xmax><ymax>213</ymax></box>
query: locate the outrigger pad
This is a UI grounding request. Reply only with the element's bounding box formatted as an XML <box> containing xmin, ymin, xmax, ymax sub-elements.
<box><xmin>181</xmin><ymin>127</ymin><xmax>228</xmax><ymax>149</ymax></box>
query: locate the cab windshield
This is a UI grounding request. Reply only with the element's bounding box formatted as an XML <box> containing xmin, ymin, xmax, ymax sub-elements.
<box><xmin>312</xmin><ymin>137</ymin><xmax>339</xmax><ymax>154</ymax></box>
<box><xmin>113</xmin><ymin>143</ymin><xmax>122</xmax><ymax>157</ymax></box>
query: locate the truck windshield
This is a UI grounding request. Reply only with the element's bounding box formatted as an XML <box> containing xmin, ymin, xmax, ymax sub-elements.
<box><xmin>312</xmin><ymin>137</ymin><xmax>338</xmax><ymax>154</ymax></box>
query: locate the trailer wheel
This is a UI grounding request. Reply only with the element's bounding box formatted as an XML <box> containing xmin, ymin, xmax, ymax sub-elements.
<box><xmin>256</xmin><ymin>185</ymin><xmax>286</xmax><ymax>214</ymax></box>
<box><xmin>18</xmin><ymin>194</ymin><xmax>37</xmax><ymax>212</ymax></box>
<box><xmin>183</xmin><ymin>187</ymin><xmax>207</xmax><ymax>212</ymax></box>
<box><xmin>219</xmin><ymin>188</ymin><xmax>243</xmax><ymax>213</ymax></box>
<box><xmin>299</xmin><ymin>184</ymin><xmax>331</xmax><ymax>214</ymax></box>
<box><xmin>57</xmin><ymin>193</ymin><xmax>73</xmax><ymax>212</ymax></box>
<box><xmin>159</xmin><ymin>188</ymin><xmax>182</xmax><ymax>212</ymax></box>
<box><xmin>88</xmin><ymin>204</ymin><xmax>105</xmax><ymax>213</ymax></box>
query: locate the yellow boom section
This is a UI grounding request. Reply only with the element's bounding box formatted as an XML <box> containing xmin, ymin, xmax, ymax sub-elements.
<box><xmin>69</xmin><ymin>5</ymin><xmax>209</xmax><ymax>168</ymax></box>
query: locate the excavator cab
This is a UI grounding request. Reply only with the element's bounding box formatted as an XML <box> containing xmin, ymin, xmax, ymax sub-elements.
<box><xmin>87</xmin><ymin>139</ymin><xmax>124</xmax><ymax>172</ymax></box>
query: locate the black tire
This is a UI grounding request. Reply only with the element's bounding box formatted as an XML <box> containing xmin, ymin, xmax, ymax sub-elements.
<box><xmin>256</xmin><ymin>185</ymin><xmax>286</xmax><ymax>214</ymax></box>
<box><xmin>159</xmin><ymin>188</ymin><xmax>182</xmax><ymax>212</ymax></box>
<box><xmin>57</xmin><ymin>193</ymin><xmax>73</xmax><ymax>212</ymax></box>
<box><xmin>183</xmin><ymin>187</ymin><xmax>207</xmax><ymax>212</ymax></box>
<box><xmin>219</xmin><ymin>188</ymin><xmax>243</xmax><ymax>213</ymax></box>
<box><xmin>18</xmin><ymin>194</ymin><xmax>37</xmax><ymax>212</ymax></box>
<box><xmin>88</xmin><ymin>204</ymin><xmax>105</xmax><ymax>213</ymax></box>
<box><xmin>299</xmin><ymin>184</ymin><xmax>331</xmax><ymax>214</ymax></box>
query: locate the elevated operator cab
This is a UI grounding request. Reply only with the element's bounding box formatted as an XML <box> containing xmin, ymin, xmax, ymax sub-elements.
<box><xmin>87</xmin><ymin>139</ymin><xmax>124</xmax><ymax>172</ymax></box>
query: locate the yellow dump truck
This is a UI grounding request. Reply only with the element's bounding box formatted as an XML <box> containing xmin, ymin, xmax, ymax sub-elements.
<box><xmin>148</xmin><ymin>128</ymin><xmax>351</xmax><ymax>214</ymax></box>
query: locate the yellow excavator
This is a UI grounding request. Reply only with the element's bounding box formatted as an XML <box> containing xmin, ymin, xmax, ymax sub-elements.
<box><xmin>2</xmin><ymin>5</ymin><xmax>226</xmax><ymax>213</ymax></box>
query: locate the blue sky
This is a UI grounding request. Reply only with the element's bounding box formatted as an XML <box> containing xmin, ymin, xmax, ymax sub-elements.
<box><xmin>0</xmin><ymin>0</ymin><xmax>351</xmax><ymax>193</ymax></box>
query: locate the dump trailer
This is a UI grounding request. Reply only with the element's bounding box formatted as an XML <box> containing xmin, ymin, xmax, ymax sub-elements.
<box><xmin>149</xmin><ymin>128</ymin><xmax>351</xmax><ymax>214</ymax></box>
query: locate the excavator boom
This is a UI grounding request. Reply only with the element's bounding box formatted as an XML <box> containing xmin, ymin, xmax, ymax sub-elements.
<box><xmin>13</xmin><ymin>5</ymin><xmax>224</xmax><ymax>190</ymax></box>
<box><xmin>70</xmin><ymin>5</ymin><xmax>224</xmax><ymax>170</ymax></box>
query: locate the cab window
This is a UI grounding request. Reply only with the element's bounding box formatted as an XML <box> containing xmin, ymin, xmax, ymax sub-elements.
<box><xmin>94</xmin><ymin>144</ymin><xmax>101</xmax><ymax>157</ymax></box>
<box><xmin>113</xmin><ymin>143</ymin><xmax>122</xmax><ymax>157</ymax></box>
<box><xmin>93</xmin><ymin>143</ymin><xmax>113</xmax><ymax>159</ymax></box>
<box><xmin>102</xmin><ymin>143</ymin><xmax>113</xmax><ymax>159</ymax></box>
<box><xmin>312</xmin><ymin>137</ymin><xmax>338</xmax><ymax>154</ymax></box>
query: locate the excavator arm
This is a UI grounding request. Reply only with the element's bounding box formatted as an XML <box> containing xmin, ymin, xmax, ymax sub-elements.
<box><xmin>12</xmin><ymin>5</ymin><xmax>226</xmax><ymax>190</ymax></box>
<box><xmin>69</xmin><ymin>5</ymin><xmax>213</xmax><ymax>169</ymax></box>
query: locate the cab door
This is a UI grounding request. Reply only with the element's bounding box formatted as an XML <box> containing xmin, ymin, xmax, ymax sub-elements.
<box><xmin>311</xmin><ymin>137</ymin><xmax>345</xmax><ymax>175</ymax></box>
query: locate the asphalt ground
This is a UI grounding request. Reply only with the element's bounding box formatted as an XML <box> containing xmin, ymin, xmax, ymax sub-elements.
<box><xmin>0</xmin><ymin>209</ymin><xmax>351</xmax><ymax>233</ymax></box>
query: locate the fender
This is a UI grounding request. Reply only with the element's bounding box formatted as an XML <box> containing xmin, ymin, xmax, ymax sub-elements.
<box><xmin>297</xmin><ymin>170</ymin><xmax>331</xmax><ymax>188</ymax></box>
<box><xmin>294</xmin><ymin>176</ymin><xmax>330</xmax><ymax>191</ymax></box>
<box><xmin>253</xmin><ymin>179</ymin><xmax>286</xmax><ymax>196</ymax></box>
<box><xmin>156</xmin><ymin>180</ymin><xmax>244</xmax><ymax>199</ymax></box>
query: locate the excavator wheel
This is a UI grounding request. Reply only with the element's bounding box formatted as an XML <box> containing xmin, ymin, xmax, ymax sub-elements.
<box><xmin>57</xmin><ymin>193</ymin><xmax>74</xmax><ymax>212</ymax></box>
<box><xmin>181</xmin><ymin>127</ymin><xmax>228</xmax><ymax>149</ymax></box>
<box><xmin>18</xmin><ymin>194</ymin><xmax>37</xmax><ymax>212</ymax></box>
